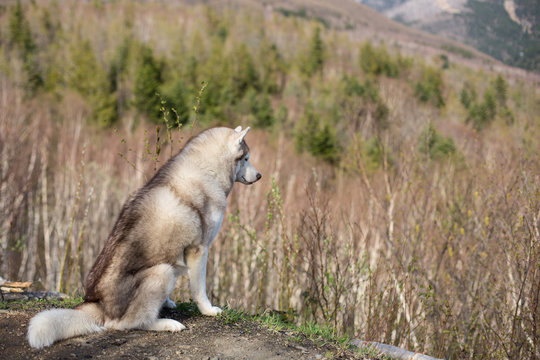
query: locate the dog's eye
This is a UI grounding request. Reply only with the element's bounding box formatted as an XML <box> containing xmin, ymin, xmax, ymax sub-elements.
<box><xmin>244</xmin><ymin>158</ymin><xmax>248</xmax><ymax>162</ymax></box>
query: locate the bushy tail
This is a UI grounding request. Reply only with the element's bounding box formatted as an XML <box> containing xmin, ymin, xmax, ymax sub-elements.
<box><xmin>27</xmin><ymin>303</ymin><xmax>103</xmax><ymax>349</ymax></box>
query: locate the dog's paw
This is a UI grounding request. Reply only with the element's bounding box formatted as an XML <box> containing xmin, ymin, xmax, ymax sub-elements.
<box><xmin>162</xmin><ymin>298</ymin><xmax>177</xmax><ymax>309</ymax></box>
<box><xmin>200</xmin><ymin>306</ymin><xmax>222</xmax><ymax>316</ymax></box>
<box><xmin>147</xmin><ymin>319</ymin><xmax>186</xmax><ymax>332</ymax></box>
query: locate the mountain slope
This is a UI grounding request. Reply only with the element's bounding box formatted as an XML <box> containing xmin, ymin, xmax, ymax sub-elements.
<box><xmin>358</xmin><ymin>0</ymin><xmax>540</xmax><ymax>71</ymax></box>
<box><xmin>245</xmin><ymin>0</ymin><xmax>540</xmax><ymax>80</ymax></box>
<box><xmin>261</xmin><ymin>0</ymin><xmax>493</xmax><ymax>61</ymax></box>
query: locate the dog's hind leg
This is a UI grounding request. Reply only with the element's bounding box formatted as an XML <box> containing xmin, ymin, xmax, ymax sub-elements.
<box><xmin>107</xmin><ymin>264</ymin><xmax>186</xmax><ymax>331</ymax></box>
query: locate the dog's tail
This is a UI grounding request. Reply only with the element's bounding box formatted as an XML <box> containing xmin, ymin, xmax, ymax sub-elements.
<box><xmin>27</xmin><ymin>302</ymin><xmax>103</xmax><ymax>349</ymax></box>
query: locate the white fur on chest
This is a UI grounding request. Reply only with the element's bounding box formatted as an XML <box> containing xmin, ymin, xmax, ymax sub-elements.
<box><xmin>205</xmin><ymin>206</ymin><xmax>225</xmax><ymax>246</ymax></box>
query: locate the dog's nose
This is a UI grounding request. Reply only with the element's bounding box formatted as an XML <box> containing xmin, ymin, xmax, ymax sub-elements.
<box><xmin>256</xmin><ymin>173</ymin><xmax>262</xmax><ymax>180</ymax></box>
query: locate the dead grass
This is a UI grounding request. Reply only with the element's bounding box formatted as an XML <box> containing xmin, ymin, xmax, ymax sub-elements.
<box><xmin>0</xmin><ymin>1</ymin><xmax>539</xmax><ymax>359</ymax></box>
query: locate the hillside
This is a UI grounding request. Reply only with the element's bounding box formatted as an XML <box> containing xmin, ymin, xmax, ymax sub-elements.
<box><xmin>238</xmin><ymin>0</ymin><xmax>539</xmax><ymax>80</ymax></box>
<box><xmin>359</xmin><ymin>0</ymin><xmax>540</xmax><ymax>71</ymax></box>
<box><xmin>250</xmin><ymin>0</ymin><xmax>499</xmax><ymax>68</ymax></box>
<box><xmin>0</xmin><ymin>1</ymin><xmax>538</xmax><ymax>359</ymax></box>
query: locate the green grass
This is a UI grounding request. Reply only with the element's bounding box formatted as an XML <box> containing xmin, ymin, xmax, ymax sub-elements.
<box><xmin>174</xmin><ymin>300</ymin><xmax>201</xmax><ymax>316</ymax></box>
<box><xmin>0</xmin><ymin>296</ymin><xmax>84</xmax><ymax>311</ymax></box>
<box><xmin>217</xmin><ymin>306</ymin><xmax>390</xmax><ymax>359</ymax></box>
<box><xmin>354</xmin><ymin>344</ymin><xmax>391</xmax><ymax>359</ymax></box>
<box><xmin>218</xmin><ymin>306</ymin><xmax>246</xmax><ymax>325</ymax></box>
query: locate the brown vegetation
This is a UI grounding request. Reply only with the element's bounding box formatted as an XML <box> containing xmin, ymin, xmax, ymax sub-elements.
<box><xmin>0</xmin><ymin>1</ymin><xmax>538</xmax><ymax>359</ymax></box>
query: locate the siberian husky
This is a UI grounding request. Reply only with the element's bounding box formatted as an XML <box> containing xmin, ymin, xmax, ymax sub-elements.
<box><xmin>28</xmin><ymin>126</ymin><xmax>261</xmax><ymax>349</ymax></box>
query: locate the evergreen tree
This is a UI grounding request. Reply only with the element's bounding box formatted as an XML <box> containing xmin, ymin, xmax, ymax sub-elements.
<box><xmin>359</xmin><ymin>42</ymin><xmax>377</xmax><ymax>76</ymax></box>
<box><xmin>133</xmin><ymin>45</ymin><xmax>163</xmax><ymax>121</ymax></box>
<box><xmin>295</xmin><ymin>102</ymin><xmax>318</xmax><ymax>152</ymax></box>
<box><xmin>248</xmin><ymin>90</ymin><xmax>274</xmax><ymax>128</ymax></box>
<box><xmin>107</xmin><ymin>38</ymin><xmax>134</xmax><ymax>116</ymax></box>
<box><xmin>8</xmin><ymin>1</ymin><xmax>43</xmax><ymax>92</ymax></box>
<box><xmin>301</xmin><ymin>27</ymin><xmax>325</xmax><ymax>77</ymax></box>
<box><xmin>161</xmin><ymin>78</ymin><xmax>190</xmax><ymax>126</ymax></box>
<box><xmin>259</xmin><ymin>39</ymin><xmax>286</xmax><ymax>94</ymax></box>
<box><xmin>342</xmin><ymin>75</ymin><xmax>388</xmax><ymax>131</ymax></box>
<box><xmin>492</xmin><ymin>74</ymin><xmax>514</xmax><ymax>125</ymax></box>
<box><xmin>343</xmin><ymin>75</ymin><xmax>380</xmax><ymax>102</ymax></box>
<box><xmin>8</xmin><ymin>1</ymin><xmax>35</xmax><ymax>55</ymax></box>
<box><xmin>414</xmin><ymin>65</ymin><xmax>445</xmax><ymax>108</ymax></box>
<box><xmin>69</xmin><ymin>40</ymin><xmax>100</xmax><ymax>95</ymax></box>
<box><xmin>69</xmin><ymin>39</ymin><xmax>118</xmax><ymax>127</ymax></box>
<box><xmin>93</xmin><ymin>92</ymin><xmax>119</xmax><ymax>128</ymax></box>
<box><xmin>229</xmin><ymin>43</ymin><xmax>259</xmax><ymax>102</ymax></box>
<box><xmin>483</xmin><ymin>88</ymin><xmax>497</xmax><ymax>120</ymax></box>
<box><xmin>295</xmin><ymin>103</ymin><xmax>340</xmax><ymax>163</ymax></box>
<box><xmin>463</xmin><ymin>76</ymin><xmax>512</xmax><ymax>130</ymax></box>
<box><xmin>460</xmin><ymin>85</ymin><xmax>477</xmax><ymax>109</ymax></box>
<box><xmin>466</xmin><ymin>92</ymin><xmax>497</xmax><ymax>130</ymax></box>
<box><xmin>198</xmin><ymin>39</ymin><xmax>230</xmax><ymax>120</ymax></box>
<box><xmin>307</xmin><ymin>123</ymin><xmax>340</xmax><ymax>164</ymax></box>
<box><xmin>418</xmin><ymin>123</ymin><xmax>456</xmax><ymax>160</ymax></box>
<box><xmin>467</xmin><ymin>103</ymin><xmax>488</xmax><ymax>130</ymax></box>
<box><xmin>359</xmin><ymin>41</ymin><xmax>398</xmax><ymax>77</ymax></box>
<box><xmin>493</xmin><ymin>74</ymin><xmax>508</xmax><ymax>108</ymax></box>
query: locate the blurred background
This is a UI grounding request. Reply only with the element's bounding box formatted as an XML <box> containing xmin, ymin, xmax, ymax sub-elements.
<box><xmin>0</xmin><ymin>1</ymin><xmax>538</xmax><ymax>359</ymax></box>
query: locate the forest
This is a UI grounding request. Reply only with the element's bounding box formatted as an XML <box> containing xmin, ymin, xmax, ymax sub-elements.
<box><xmin>0</xmin><ymin>1</ymin><xmax>539</xmax><ymax>359</ymax></box>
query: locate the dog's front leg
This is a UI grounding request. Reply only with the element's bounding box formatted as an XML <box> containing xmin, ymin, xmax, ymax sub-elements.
<box><xmin>186</xmin><ymin>246</ymin><xmax>222</xmax><ymax>316</ymax></box>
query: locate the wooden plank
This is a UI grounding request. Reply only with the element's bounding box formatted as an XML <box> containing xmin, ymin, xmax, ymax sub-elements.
<box><xmin>2</xmin><ymin>282</ymin><xmax>32</xmax><ymax>289</ymax></box>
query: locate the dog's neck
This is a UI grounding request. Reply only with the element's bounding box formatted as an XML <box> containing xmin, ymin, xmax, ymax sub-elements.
<box><xmin>209</xmin><ymin>158</ymin><xmax>236</xmax><ymax>198</ymax></box>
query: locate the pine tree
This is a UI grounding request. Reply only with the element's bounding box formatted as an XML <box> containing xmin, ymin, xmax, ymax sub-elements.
<box><xmin>308</xmin><ymin>124</ymin><xmax>340</xmax><ymax>164</ymax></box>
<box><xmin>460</xmin><ymin>88</ymin><xmax>470</xmax><ymax>109</ymax></box>
<box><xmin>493</xmin><ymin>74</ymin><xmax>508</xmax><ymax>108</ymax></box>
<box><xmin>483</xmin><ymin>88</ymin><xmax>497</xmax><ymax>120</ymax></box>
<box><xmin>259</xmin><ymin>39</ymin><xmax>286</xmax><ymax>94</ymax></box>
<box><xmin>418</xmin><ymin>124</ymin><xmax>456</xmax><ymax>160</ymax></box>
<box><xmin>8</xmin><ymin>1</ymin><xmax>35</xmax><ymax>56</ymax></box>
<box><xmin>8</xmin><ymin>1</ymin><xmax>43</xmax><ymax>92</ymax></box>
<box><xmin>133</xmin><ymin>45</ymin><xmax>163</xmax><ymax>121</ymax></box>
<box><xmin>229</xmin><ymin>43</ymin><xmax>259</xmax><ymax>102</ymax></box>
<box><xmin>295</xmin><ymin>103</ymin><xmax>340</xmax><ymax>163</ymax></box>
<box><xmin>301</xmin><ymin>27</ymin><xmax>325</xmax><ymax>77</ymax></box>
<box><xmin>68</xmin><ymin>39</ymin><xmax>118</xmax><ymax>127</ymax></box>
<box><xmin>162</xmin><ymin>78</ymin><xmax>190</xmax><ymax>126</ymax></box>
<box><xmin>359</xmin><ymin>42</ymin><xmax>398</xmax><ymax>77</ymax></box>
<box><xmin>248</xmin><ymin>90</ymin><xmax>274</xmax><ymax>128</ymax></box>
<box><xmin>359</xmin><ymin>42</ymin><xmax>377</xmax><ymax>76</ymax></box>
<box><xmin>414</xmin><ymin>65</ymin><xmax>445</xmax><ymax>108</ymax></box>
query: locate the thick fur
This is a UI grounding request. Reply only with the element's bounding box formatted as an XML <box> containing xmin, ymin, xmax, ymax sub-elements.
<box><xmin>27</xmin><ymin>303</ymin><xmax>104</xmax><ymax>349</ymax></box>
<box><xmin>27</xmin><ymin>127</ymin><xmax>261</xmax><ymax>349</ymax></box>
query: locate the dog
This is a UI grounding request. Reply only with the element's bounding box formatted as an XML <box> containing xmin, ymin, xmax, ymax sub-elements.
<box><xmin>28</xmin><ymin>126</ymin><xmax>261</xmax><ymax>349</ymax></box>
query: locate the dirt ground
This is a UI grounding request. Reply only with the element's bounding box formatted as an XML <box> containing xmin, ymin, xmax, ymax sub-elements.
<box><xmin>0</xmin><ymin>299</ymin><xmax>360</xmax><ymax>360</ymax></box>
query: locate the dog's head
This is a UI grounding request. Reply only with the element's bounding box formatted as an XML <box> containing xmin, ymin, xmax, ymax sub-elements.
<box><xmin>231</xmin><ymin>126</ymin><xmax>261</xmax><ymax>185</ymax></box>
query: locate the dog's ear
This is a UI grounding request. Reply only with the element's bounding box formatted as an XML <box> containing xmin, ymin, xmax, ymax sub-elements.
<box><xmin>236</xmin><ymin>126</ymin><xmax>250</xmax><ymax>144</ymax></box>
<box><xmin>234</xmin><ymin>126</ymin><xmax>242</xmax><ymax>133</ymax></box>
